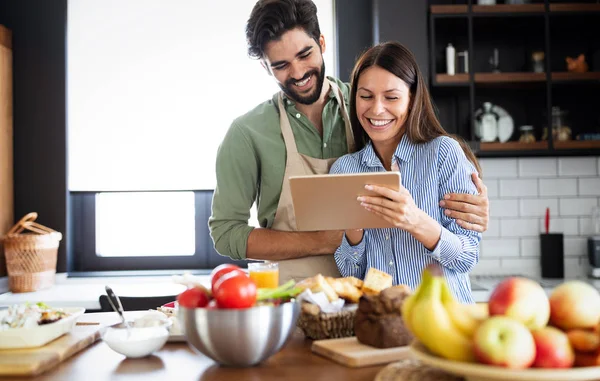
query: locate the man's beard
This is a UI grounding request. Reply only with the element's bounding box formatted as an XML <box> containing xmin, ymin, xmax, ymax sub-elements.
<box><xmin>279</xmin><ymin>61</ymin><xmax>326</xmax><ymax>105</ymax></box>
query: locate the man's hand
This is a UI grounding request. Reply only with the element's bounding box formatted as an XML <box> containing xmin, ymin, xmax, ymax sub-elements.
<box><xmin>440</xmin><ymin>173</ymin><xmax>489</xmax><ymax>233</ymax></box>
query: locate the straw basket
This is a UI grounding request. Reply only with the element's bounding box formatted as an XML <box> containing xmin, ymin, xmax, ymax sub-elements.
<box><xmin>296</xmin><ymin>302</ymin><xmax>356</xmax><ymax>340</ymax></box>
<box><xmin>2</xmin><ymin>212</ymin><xmax>62</xmax><ymax>293</ymax></box>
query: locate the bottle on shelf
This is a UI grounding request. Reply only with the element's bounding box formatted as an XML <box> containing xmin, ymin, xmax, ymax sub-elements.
<box><xmin>477</xmin><ymin>102</ymin><xmax>499</xmax><ymax>142</ymax></box>
<box><xmin>446</xmin><ymin>43</ymin><xmax>455</xmax><ymax>76</ymax></box>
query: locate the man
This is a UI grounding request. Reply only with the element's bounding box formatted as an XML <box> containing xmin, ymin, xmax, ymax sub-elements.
<box><xmin>209</xmin><ymin>0</ymin><xmax>489</xmax><ymax>282</ymax></box>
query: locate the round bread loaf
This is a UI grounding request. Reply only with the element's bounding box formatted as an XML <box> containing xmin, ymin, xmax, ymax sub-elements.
<box><xmin>354</xmin><ymin>285</ymin><xmax>414</xmax><ymax>348</ymax></box>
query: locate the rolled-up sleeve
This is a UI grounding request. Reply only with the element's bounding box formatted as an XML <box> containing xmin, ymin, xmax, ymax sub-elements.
<box><xmin>334</xmin><ymin>233</ymin><xmax>368</xmax><ymax>279</ymax></box>
<box><xmin>425</xmin><ymin>137</ymin><xmax>481</xmax><ymax>273</ymax></box>
<box><xmin>208</xmin><ymin>122</ymin><xmax>258</xmax><ymax>260</ymax></box>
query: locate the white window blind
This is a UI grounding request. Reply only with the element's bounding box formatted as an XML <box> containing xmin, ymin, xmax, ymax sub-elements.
<box><xmin>67</xmin><ymin>0</ymin><xmax>337</xmax><ymax>191</ymax></box>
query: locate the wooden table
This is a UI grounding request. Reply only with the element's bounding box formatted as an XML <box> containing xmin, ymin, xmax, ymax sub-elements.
<box><xmin>29</xmin><ymin>312</ymin><xmax>385</xmax><ymax>381</ymax></box>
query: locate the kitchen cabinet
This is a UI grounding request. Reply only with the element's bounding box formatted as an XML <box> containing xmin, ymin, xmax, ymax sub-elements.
<box><xmin>0</xmin><ymin>24</ymin><xmax>12</xmax><ymax>277</ymax></box>
<box><xmin>429</xmin><ymin>1</ymin><xmax>600</xmax><ymax>158</ymax></box>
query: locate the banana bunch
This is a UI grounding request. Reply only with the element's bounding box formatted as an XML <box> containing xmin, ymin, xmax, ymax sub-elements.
<box><xmin>402</xmin><ymin>264</ymin><xmax>488</xmax><ymax>362</ymax></box>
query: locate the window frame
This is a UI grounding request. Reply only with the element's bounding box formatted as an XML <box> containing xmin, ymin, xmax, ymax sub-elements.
<box><xmin>69</xmin><ymin>190</ymin><xmax>241</xmax><ymax>271</ymax></box>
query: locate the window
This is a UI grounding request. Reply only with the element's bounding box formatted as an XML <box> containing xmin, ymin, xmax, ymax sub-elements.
<box><xmin>67</xmin><ymin>0</ymin><xmax>337</xmax><ymax>270</ymax></box>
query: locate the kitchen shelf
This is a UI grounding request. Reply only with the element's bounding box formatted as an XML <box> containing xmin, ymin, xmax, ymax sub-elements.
<box><xmin>549</xmin><ymin>3</ymin><xmax>600</xmax><ymax>13</ymax></box>
<box><xmin>434</xmin><ymin>72</ymin><xmax>600</xmax><ymax>85</ymax></box>
<box><xmin>430</xmin><ymin>3</ymin><xmax>600</xmax><ymax>16</ymax></box>
<box><xmin>434</xmin><ymin>73</ymin><xmax>470</xmax><ymax>85</ymax></box>
<box><xmin>554</xmin><ymin>141</ymin><xmax>600</xmax><ymax>150</ymax></box>
<box><xmin>551</xmin><ymin>72</ymin><xmax>600</xmax><ymax>82</ymax></box>
<box><xmin>472</xmin><ymin>4</ymin><xmax>545</xmax><ymax>14</ymax></box>
<box><xmin>479</xmin><ymin>141</ymin><xmax>549</xmax><ymax>151</ymax></box>
<box><xmin>475</xmin><ymin>72</ymin><xmax>546</xmax><ymax>83</ymax></box>
<box><xmin>430</xmin><ymin>5</ymin><xmax>468</xmax><ymax>14</ymax></box>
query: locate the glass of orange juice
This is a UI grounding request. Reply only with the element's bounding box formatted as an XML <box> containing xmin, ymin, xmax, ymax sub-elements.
<box><xmin>248</xmin><ymin>261</ymin><xmax>279</xmax><ymax>288</ymax></box>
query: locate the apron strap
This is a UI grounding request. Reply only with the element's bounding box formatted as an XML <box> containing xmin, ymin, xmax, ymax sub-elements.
<box><xmin>277</xmin><ymin>93</ymin><xmax>299</xmax><ymax>155</ymax></box>
<box><xmin>328</xmin><ymin>79</ymin><xmax>356</xmax><ymax>153</ymax></box>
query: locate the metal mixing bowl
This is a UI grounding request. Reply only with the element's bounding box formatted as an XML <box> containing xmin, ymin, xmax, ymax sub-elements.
<box><xmin>178</xmin><ymin>301</ymin><xmax>300</xmax><ymax>367</ymax></box>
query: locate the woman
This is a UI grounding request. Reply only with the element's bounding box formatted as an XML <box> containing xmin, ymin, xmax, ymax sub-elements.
<box><xmin>330</xmin><ymin>42</ymin><xmax>481</xmax><ymax>303</ymax></box>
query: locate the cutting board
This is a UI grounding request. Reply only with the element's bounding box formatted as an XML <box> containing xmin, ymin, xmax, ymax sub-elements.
<box><xmin>311</xmin><ymin>337</ymin><xmax>413</xmax><ymax>368</ymax></box>
<box><xmin>0</xmin><ymin>323</ymin><xmax>102</xmax><ymax>376</ymax></box>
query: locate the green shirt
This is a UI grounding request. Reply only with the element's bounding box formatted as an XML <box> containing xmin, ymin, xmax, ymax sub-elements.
<box><xmin>209</xmin><ymin>76</ymin><xmax>351</xmax><ymax>260</ymax></box>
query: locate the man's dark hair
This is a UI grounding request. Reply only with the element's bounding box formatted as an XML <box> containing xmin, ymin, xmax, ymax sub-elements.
<box><xmin>246</xmin><ymin>0</ymin><xmax>321</xmax><ymax>60</ymax></box>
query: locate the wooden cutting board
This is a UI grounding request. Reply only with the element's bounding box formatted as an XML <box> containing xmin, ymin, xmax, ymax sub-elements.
<box><xmin>311</xmin><ymin>337</ymin><xmax>413</xmax><ymax>368</ymax></box>
<box><xmin>0</xmin><ymin>323</ymin><xmax>102</xmax><ymax>376</ymax></box>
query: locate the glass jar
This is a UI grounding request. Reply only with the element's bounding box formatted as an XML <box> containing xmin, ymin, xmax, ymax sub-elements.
<box><xmin>518</xmin><ymin>125</ymin><xmax>536</xmax><ymax>143</ymax></box>
<box><xmin>552</xmin><ymin>106</ymin><xmax>572</xmax><ymax>141</ymax></box>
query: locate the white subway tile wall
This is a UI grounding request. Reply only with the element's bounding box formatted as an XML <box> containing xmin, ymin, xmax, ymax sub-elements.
<box><xmin>474</xmin><ymin>157</ymin><xmax>600</xmax><ymax>277</ymax></box>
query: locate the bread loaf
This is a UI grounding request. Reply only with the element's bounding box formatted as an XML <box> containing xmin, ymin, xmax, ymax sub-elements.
<box><xmin>354</xmin><ymin>285</ymin><xmax>414</xmax><ymax>348</ymax></box>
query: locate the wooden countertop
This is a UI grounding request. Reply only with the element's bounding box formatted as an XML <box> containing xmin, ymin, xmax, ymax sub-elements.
<box><xmin>32</xmin><ymin>312</ymin><xmax>385</xmax><ymax>381</ymax></box>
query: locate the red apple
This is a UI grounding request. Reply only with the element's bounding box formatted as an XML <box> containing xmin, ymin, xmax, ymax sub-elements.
<box><xmin>488</xmin><ymin>277</ymin><xmax>550</xmax><ymax>330</ymax></box>
<box><xmin>549</xmin><ymin>281</ymin><xmax>600</xmax><ymax>330</ymax></box>
<box><xmin>531</xmin><ymin>326</ymin><xmax>575</xmax><ymax>368</ymax></box>
<box><xmin>473</xmin><ymin>316</ymin><xmax>536</xmax><ymax>369</ymax></box>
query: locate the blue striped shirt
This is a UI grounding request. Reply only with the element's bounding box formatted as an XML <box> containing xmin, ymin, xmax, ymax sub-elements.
<box><xmin>330</xmin><ymin>135</ymin><xmax>481</xmax><ymax>303</ymax></box>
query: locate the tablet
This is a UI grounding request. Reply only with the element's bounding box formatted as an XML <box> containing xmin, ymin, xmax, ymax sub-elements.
<box><xmin>289</xmin><ymin>171</ymin><xmax>401</xmax><ymax>231</ymax></box>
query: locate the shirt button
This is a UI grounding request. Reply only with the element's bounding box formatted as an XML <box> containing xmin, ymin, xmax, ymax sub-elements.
<box><xmin>389</xmin><ymin>261</ymin><xmax>394</xmax><ymax>266</ymax></box>
<box><xmin>295</xmin><ymin>113</ymin><xmax>301</xmax><ymax>118</ymax></box>
<box><xmin>385</xmin><ymin>235</ymin><xmax>390</xmax><ymax>240</ymax></box>
<box><xmin>323</xmin><ymin>143</ymin><xmax>327</xmax><ymax>148</ymax></box>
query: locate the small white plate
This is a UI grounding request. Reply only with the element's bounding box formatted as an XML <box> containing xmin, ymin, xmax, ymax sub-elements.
<box><xmin>410</xmin><ymin>340</ymin><xmax>600</xmax><ymax>381</ymax></box>
<box><xmin>0</xmin><ymin>307</ymin><xmax>86</xmax><ymax>349</ymax></box>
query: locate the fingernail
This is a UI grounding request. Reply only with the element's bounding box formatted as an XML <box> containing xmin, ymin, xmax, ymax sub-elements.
<box><xmin>439</xmin><ymin>200</ymin><xmax>445</xmax><ymax>207</ymax></box>
<box><xmin>444</xmin><ymin>194</ymin><xmax>450</xmax><ymax>200</ymax></box>
<box><xmin>444</xmin><ymin>210</ymin><xmax>451</xmax><ymax>216</ymax></box>
<box><xmin>365</xmin><ymin>185</ymin><xmax>373</xmax><ymax>190</ymax></box>
<box><xmin>361</xmin><ymin>202</ymin><xmax>367</xmax><ymax>207</ymax></box>
<box><xmin>357</xmin><ymin>196</ymin><xmax>364</xmax><ymax>202</ymax></box>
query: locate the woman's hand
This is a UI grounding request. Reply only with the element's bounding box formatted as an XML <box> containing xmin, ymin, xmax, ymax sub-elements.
<box><xmin>358</xmin><ymin>164</ymin><xmax>441</xmax><ymax>251</ymax></box>
<box><xmin>357</xmin><ymin>165</ymin><xmax>423</xmax><ymax>233</ymax></box>
<box><xmin>440</xmin><ymin>173</ymin><xmax>489</xmax><ymax>233</ymax></box>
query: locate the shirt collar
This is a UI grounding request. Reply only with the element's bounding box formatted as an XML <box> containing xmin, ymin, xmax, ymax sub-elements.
<box><xmin>360</xmin><ymin>133</ymin><xmax>417</xmax><ymax>168</ymax></box>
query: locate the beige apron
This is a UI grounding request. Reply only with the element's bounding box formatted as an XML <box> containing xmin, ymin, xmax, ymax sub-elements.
<box><xmin>272</xmin><ymin>79</ymin><xmax>355</xmax><ymax>283</ymax></box>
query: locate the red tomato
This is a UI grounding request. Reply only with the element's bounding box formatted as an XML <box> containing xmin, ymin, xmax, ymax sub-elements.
<box><xmin>210</xmin><ymin>264</ymin><xmax>244</xmax><ymax>293</ymax></box>
<box><xmin>177</xmin><ymin>287</ymin><xmax>210</xmax><ymax>308</ymax></box>
<box><xmin>213</xmin><ymin>272</ymin><xmax>257</xmax><ymax>309</ymax></box>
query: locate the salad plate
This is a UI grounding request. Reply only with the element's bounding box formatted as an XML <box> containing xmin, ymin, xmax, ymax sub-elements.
<box><xmin>0</xmin><ymin>304</ymin><xmax>85</xmax><ymax>349</ymax></box>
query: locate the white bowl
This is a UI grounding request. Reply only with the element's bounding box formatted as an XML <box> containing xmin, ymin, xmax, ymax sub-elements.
<box><xmin>410</xmin><ymin>340</ymin><xmax>600</xmax><ymax>381</ymax></box>
<box><xmin>102</xmin><ymin>316</ymin><xmax>172</xmax><ymax>358</ymax></box>
<box><xmin>0</xmin><ymin>306</ymin><xmax>86</xmax><ymax>349</ymax></box>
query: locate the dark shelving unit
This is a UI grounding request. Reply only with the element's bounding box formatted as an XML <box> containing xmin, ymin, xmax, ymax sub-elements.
<box><xmin>429</xmin><ymin>0</ymin><xmax>600</xmax><ymax>157</ymax></box>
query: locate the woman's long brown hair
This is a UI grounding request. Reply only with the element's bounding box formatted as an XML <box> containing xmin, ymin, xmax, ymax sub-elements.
<box><xmin>348</xmin><ymin>41</ymin><xmax>482</xmax><ymax>175</ymax></box>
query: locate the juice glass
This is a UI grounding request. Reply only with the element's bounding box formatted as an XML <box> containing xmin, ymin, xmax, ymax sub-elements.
<box><xmin>248</xmin><ymin>262</ymin><xmax>279</xmax><ymax>288</ymax></box>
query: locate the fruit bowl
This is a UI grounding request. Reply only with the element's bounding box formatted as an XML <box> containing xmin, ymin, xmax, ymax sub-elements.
<box><xmin>410</xmin><ymin>340</ymin><xmax>600</xmax><ymax>381</ymax></box>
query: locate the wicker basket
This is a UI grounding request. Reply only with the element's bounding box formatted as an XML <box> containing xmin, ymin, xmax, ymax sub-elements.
<box><xmin>2</xmin><ymin>212</ymin><xmax>62</xmax><ymax>293</ymax></box>
<box><xmin>296</xmin><ymin>302</ymin><xmax>357</xmax><ymax>340</ymax></box>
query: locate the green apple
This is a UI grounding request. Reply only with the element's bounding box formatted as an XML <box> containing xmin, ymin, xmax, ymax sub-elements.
<box><xmin>474</xmin><ymin>316</ymin><xmax>536</xmax><ymax>369</ymax></box>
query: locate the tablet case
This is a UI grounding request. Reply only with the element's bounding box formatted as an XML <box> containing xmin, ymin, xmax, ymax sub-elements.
<box><xmin>289</xmin><ymin>172</ymin><xmax>401</xmax><ymax>231</ymax></box>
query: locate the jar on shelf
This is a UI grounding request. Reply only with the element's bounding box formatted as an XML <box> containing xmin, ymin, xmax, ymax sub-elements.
<box><xmin>518</xmin><ymin>125</ymin><xmax>536</xmax><ymax>143</ymax></box>
<box><xmin>552</xmin><ymin>106</ymin><xmax>572</xmax><ymax>141</ymax></box>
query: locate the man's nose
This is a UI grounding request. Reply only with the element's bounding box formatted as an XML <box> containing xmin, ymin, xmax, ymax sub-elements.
<box><xmin>289</xmin><ymin>62</ymin><xmax>307</xmax><ymax>81</ymax></box>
